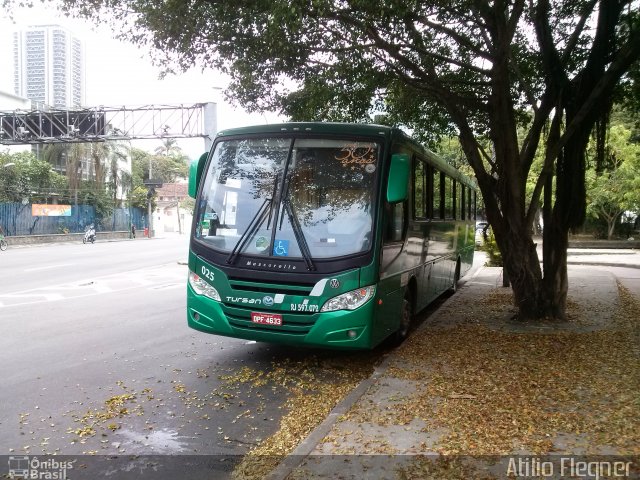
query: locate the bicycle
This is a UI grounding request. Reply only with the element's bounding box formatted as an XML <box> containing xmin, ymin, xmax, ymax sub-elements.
<box><xmin>0</xmin><ymin>235</ymin><xmax>7</xmax><ymax>251</ymax></box>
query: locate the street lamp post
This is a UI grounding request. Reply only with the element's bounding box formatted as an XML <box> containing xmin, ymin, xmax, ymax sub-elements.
<box><xmin>129</xmin><ymin>174</ymin><xmax>134</xmax><ymax>240</ymax></box>
<box><xmin>148</xmin><ymin>158</ymin><xmax>154</xmax><ymax>238</ymax></box>
<box><xmin>175</xmin><ymin>183</ymin><xmax>182</xmax><ymax>235</ymax></box>
<box><xmin>1</xmin><ymin>163</ymin><xmax>17</xmax><ymax>236</ymax></box>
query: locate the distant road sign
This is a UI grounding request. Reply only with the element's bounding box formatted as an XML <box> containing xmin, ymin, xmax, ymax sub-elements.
<box><xmin>143</xmin><ymin>179</ymin><xmax>163</xmax><ymax>188</ymax></box>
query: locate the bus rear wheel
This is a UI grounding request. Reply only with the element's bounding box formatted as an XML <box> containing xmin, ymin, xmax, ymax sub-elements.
<box><xmin>449</xmin><ymin>260</ymin><xmax>461</xmax><ymax>293</ymax></box>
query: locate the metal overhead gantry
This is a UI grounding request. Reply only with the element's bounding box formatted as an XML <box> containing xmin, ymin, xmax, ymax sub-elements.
<box><xmin>0</xmin><ymin>102</ymin><xmax>216</xmax><ymax>147</ymax></box>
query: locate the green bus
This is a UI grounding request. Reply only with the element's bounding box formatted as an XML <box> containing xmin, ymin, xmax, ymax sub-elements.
<box><xmin>187</xmin><ymin>123</ymin><xmax>476</xmax><ymax>349</ymax></box>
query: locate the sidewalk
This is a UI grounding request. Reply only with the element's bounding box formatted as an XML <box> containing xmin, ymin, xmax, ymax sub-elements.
<box><xmin>3</xmin><ymin>231</ymin><xmax>182</xmax><ymax>249</ymax></box>
<box><xmin>267</xmin><ymin>256</ymin><xmax>640</xmax><ymax>479</ymax></box>
<box><xmin>567</xmin><ymin>247</ymin><xmax>640</xmax><ymax>269</ymax></box>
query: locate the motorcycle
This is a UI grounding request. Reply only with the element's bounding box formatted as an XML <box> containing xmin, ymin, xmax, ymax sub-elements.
<box><xmin>83</xmin><ymin>225</ymin><xmax>96</xmax><ymax>244</ymax></box>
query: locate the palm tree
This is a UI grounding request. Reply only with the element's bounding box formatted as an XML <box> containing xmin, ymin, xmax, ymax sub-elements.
<box><xmin>154</xmin><ymin>138</ymin><xmax>181</xmax><ymax>157</ymax></box>
<box><xmin>90</xmin><ymin>142</ymin><xmax>110</xmax><ymax>189</ymax></box>
<box><xmin>43</xmin><ymin>143</ymin><xmax>88</xmax><ymax>204</ymax></box>
<box><xmin>107</xmin><ymin>141</ymin><xmax>130</xmax><ymax>208</ymax></box>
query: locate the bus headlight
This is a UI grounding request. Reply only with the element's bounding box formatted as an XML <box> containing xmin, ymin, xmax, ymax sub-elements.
<box><xmin>189</xmin><ymin>271</ymin><xmax>221</xmax><ymax>301</ymax></box>
<box><xmin>320</xmin><ymin>286</ymin><xmax>375</xmax><ymax>312</ymax></box>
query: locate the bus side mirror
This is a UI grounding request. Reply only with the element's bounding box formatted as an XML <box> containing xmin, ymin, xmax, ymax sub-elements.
<box><xmin>387</xmin><ymin>153</ymin><xmax>410</xmax><ymax>203</ymax></box>
<box><xmin>189</xmin><ymin>152</ymin><xmax>208</xmax><ymax>198</ymax></box>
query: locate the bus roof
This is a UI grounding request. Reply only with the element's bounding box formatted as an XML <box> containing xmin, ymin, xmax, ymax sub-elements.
<box><xmin>215</xmin><ymin>122</ymin><xmax>394</xmax><ymax>138</ymax></box>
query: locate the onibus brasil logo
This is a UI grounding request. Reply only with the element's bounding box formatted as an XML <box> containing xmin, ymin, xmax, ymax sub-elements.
<box><xmin>7</xmin><ymin>456</ymin><xmax>74</xmax><ymax>479</ymax></box>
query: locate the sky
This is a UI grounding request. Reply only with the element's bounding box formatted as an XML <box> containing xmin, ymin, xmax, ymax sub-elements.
<box><xmin>0</xmin><ymin>3</ymin><xmax>284</xmax><ymax>160</ymax></box>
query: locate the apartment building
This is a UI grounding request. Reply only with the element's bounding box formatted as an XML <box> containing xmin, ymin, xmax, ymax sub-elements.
<box><xmin>12</xmin><ymin>24</ymin><xmax>84</xmax><ymax>109</ymax></box>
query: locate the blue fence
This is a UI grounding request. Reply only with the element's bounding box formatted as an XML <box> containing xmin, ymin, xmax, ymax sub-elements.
<box><xmin>0</xmin><ymin>203</ymin><xmax>146</xmax><ymax>236</ymax></box>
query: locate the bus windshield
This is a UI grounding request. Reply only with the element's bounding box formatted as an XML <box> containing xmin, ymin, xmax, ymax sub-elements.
<box><xmin>194</xmin><ymin>137</ymin><xmax>379</xmax><ymax>260</ymax></box>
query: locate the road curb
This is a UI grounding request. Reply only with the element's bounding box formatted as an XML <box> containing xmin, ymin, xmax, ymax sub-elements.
<box><xmin>264</xmin><ymin>354</ymin><xmax>395</xmax><ymax>480</ymax></box>
<box><xmin>4</xmin><ymin>237</ymin><xmax>159</xmax><ymax>249</ymax></box>
<box><xmin>567</xmin><ymin>261</ymin><xmax>640</xmax><ymax>269</ymax></box>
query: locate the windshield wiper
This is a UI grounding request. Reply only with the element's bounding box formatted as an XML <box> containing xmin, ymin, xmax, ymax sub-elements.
<box><xmin>226</xmin><ymin>197</ymin><xmax>272</xmax><ymax>265</ymax></box>
<box><xmin>282</xmin><ymin>199</ymin><xmax>316</xmax><ymax>271</ymax></box>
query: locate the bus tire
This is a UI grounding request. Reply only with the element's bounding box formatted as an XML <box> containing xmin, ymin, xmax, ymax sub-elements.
<box><xmin>394</xmin><ymin>292</ymin><xmax>413</xmax><ymax>345</ymax></box>
<box><xmin>449</xmin><ymin>260</ymin><xmax>461</xmax><ymax>293</ymax></box>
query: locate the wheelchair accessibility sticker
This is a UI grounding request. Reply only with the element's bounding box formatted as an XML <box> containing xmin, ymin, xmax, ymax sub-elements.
<box><xmin>273</xmin><ymin>240</ymin><xmax>290</xmax><ymax>257</ymax></box>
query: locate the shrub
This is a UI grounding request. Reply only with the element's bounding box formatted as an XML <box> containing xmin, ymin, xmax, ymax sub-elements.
<box><xmin>481</xmin><ymin>229</ymin><xmax>503</xmax><ymax>267</ymax></box>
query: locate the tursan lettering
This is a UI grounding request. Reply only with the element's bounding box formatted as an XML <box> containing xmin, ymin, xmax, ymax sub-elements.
<box><xmin>226</xmin><ymin>297</ymin><xmax>262</xmax><ymax>304</ymax></box>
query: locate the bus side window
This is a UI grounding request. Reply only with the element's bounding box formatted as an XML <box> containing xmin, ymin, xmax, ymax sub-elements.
<box><xmin>413</xmin><ymin>158</ymin><xmax>426</xmax><ymax>219</ymax></box>
<box><xmin>468</xmin><ymin>189</ymin><xmax>473</xmax><ymax>220</ymax></box>
<box><xmin>473</xmin><ymin>190</ymin><xmax>478</xmax><ymax>220</ymax></box>
<box><xmin>426</xmin><ymin>165</ymin><xmax>433</xmax><ymax>218</ymax></box>
<box><xmin>385</xmin><ymin>201</ymin><xmax>406</xmax><ymax>243</ymax></box>
<box><xmin>432</xmin><ymin>169</ymin><xmax>443</xmax><ymax>219</ymax></box>
<box><xmin>444</xmin><ymin>176</ymin><xmax>455</xmax><ymax>219</ymax></box>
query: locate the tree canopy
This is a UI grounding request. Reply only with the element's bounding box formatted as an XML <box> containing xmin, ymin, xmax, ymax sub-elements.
<box><xmin>586</xmin><ymin>124</ymin><xmax>640</xmax><ymax>238</ymax></box>
<box><xmin>0</xmin><ymin>152</ymin><xmax>67</xmax><ymax>204</ymax></box>
<box><xmin>130</xmin><ymin>146</ymin><xmax>189</xmax><ymax>184</ymax></box>
<box><xmin>33</xmin><ymin>0</ymin><xmax>640</xmax><ymax>320</ymax></box>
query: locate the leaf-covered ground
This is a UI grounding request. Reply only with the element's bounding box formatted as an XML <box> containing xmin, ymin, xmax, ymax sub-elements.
<box><xmin>302</xmin><ymin>277</ymin><xmax>640</xmax><ymax>479</ymax></box>
<box><xmin>390</xmin><ymin>284</ymin><xmax>639</xmax><ymax>456</ymax></box>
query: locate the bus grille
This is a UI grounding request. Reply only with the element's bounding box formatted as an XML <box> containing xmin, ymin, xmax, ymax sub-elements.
<box><xmin>223</xmin><ymin>305</ymin><xmax>317</xmax><ymax>335</ymax></box>
<box><xmin>227</xmin><ymin>280</ymin><xmax>313</xmax><ymax>296</ymax></box>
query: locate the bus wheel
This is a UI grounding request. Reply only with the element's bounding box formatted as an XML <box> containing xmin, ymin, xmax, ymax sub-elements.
<box><xmin>394</xmin><ymin>292</ymin><xmax>413</xmax><ymax>345</ymax></box>
<box><xmin>449</xmin><ymin>261</ymin><xmax>461</xmax><ymax>293</ymax></box>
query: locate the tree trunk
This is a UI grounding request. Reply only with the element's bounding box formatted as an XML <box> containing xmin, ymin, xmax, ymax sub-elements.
<box><xmin>608</xmin><ymin>220</ymin><xmax>615</xmax><ymax>240</ymax></box>
<box><xmin>502</xmin><ymin>234</ymin><xmax>549</xmax><ymax>319</ymax></box>
<box><xmin>605</xmin><ymin>211</ymin><xmax>623</xmax><ymax>240</ymax></box>
<box><xmin>502</xmin><ymin>267</ymin><xmax>510</xmax><ymax>288</ymax></box>
<box><xmin>492</xmin><ymin>216</ymin><xmax>570</xmax><ymax>321</ymax></box>
<box><xmin>541</xmin><ymin>218</ymin><xmax>569</xmax><ymax>319</ymax></box>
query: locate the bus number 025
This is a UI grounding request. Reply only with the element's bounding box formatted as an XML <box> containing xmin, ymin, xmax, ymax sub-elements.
<box><xmin>201</xmin><ymin>266</ymin><xmax>215</xmax><ymax>282</ymax></box>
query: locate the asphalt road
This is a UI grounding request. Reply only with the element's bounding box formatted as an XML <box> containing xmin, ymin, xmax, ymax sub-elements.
<box><xmin>0</xmin><ymin>235</ymin><xmax>335</xmax><ymax>477</ymax></box>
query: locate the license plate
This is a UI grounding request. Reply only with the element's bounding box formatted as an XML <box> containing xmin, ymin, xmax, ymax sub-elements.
<box><xmin>251</xmin><ymin>312</ymin><xmax>283</xmax><ymax>326</ymax></box>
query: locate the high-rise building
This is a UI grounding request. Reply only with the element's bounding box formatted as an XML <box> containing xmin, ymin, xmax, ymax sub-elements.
<box><xmin>12</xmin><ymin>25</ymin><xmax>85</xmax><ymax>108</ymax></box>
